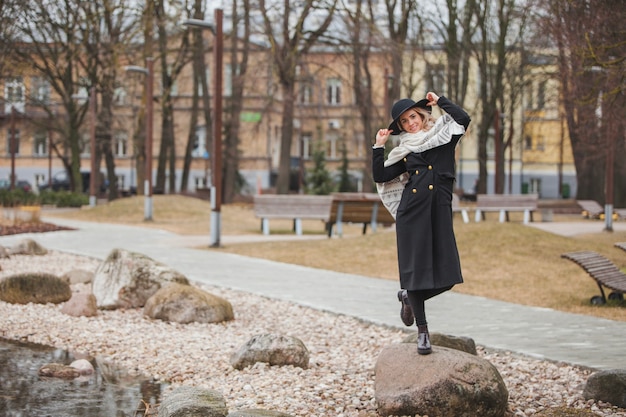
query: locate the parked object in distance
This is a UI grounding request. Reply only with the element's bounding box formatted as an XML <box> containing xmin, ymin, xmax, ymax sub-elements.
<box><xmin>40</xmin><ymin>171</ymin><xmax>106</xmax><ymax>194</ymax></box>
<box><xmin>0</xmin><ymin>179</ymin><xmax>33</xmax><ymax>192</ymax></box>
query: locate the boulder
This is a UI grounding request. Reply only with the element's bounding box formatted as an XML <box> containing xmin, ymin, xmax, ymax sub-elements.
<box><xmin>38</xmin><ymin>363</ymin><xmax>81</xmax><ymax>379</ymax></box>
<box><xmin>61</xmin><ymin>269</ymin><xmax>94</xmax><ymax>285</ymax></box>
<box><xmin>92</xmin><ymin>248</ymin><xmax>189</xmax><ymax>309</ymax></box>
<box><xmin>0</xmin><ymin>273</ymin><xmax>71</xmax><ymax>304</ymax></box>
<box><xmin>375</xmin><ymin>343</ymin><xmax>508</xmax><ymax>417</ymax></box>
<box><xmin>157</xmin><ymin>386</ymin><xmax>228</xmax><ymax>417</ymax></box>
<box><xmin>61</xmin><ymin>293</ymin><xmax>99</xmax><ymax>317</ymax></box>
<box><xmin>403</xmin><ymin>332</ymin><xmax>477</xmax><ymax>355</ymax></box>
<box><xmin>228</xmin><ymin>410</ymin><xmax>294</xmax><ymax>417</ymax></box>
<box><xmin>0</xmin><ymin>245</ymin><xmax>10</xmax><ymax>259</ymax></box>
<box><xmin>230</xmin><ymin>333</ymin><xmax>309</xmax><ymax>370</ymax></box>
<box><xmin>144</xmin><ymin>283</ymin><xmax>234</xmax><ymax>324</ymax></box>
<box><xmin>8</xmin><ymin>238</ymin><xmax>48</xmax><ymax>255</ymax></box>
<box><xmin>70</xmin><ymin>359</ymin><xmax>95</xmax><ymax>376</ymax></box>
<box><xmin>583</xmin><ymin>369</ymin><xmax>626</xmax><ymax>408</ymax></box>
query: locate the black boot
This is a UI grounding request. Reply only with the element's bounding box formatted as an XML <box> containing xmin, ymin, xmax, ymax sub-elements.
<box><xmin>397</xmin><ymin>290</ymin><xmax>414</xmax><ymax>326</ymax></box>
<box><xmin>417</xmin><ymin>324</ymin><xmax>432</xmax><ymax>355</ymax></box>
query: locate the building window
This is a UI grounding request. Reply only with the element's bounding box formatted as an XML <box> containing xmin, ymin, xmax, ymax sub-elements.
<box><xmin>4</xmin><ymin>77</ymin><xmax>25</xmax><ymax>113</ymax></box>
<box><xmin>326</xmin><ymin>134</ymin><xmax>339</xmax><ymax>159</ymax></box>
<box><xmin>536</xmin><ymin>135</ymin><xmax>545</xmax><ymax>151</ymax></box>
<box><xmin>537</xmin><ymin>81</ymin><xmax>546</xmax><ymax>109</ymax></box>
<box><xmin>524</xmin><ymin>135</ymin><xmax>532</xmax><ymax>150</ymax></box>
<box><xmin>30</xmin><ymin>77</ymin><xmax>51</xmax><ymax>105</ymax></box>
<box><xmin>33</xmin><ymin>130</ymin><xmax>48</xmax><ymax>156</ymax></box>
<box><xmin>428</xmin><ymin>64</ymin><xmax>446</xmax><ymax>95</ymax></box>
<box><xmin>80</xmin><ymin>133</ymin><xmax>90</xmax><ymax>156</ymax></box>
<box><xmin>192</xmin><ymin>126</ymin><xmax>208</xmax><ymax>158</ymax></box>
<box><xmin>114</xmin><ymin>87</ymin><xmax>127</xmax><ymax>106</ymax></box>
<box><xmin>6</xmin><ymin>128</ymin><xmax>20</xmax><ymax>155</ymax></box>
<box><xmin>299</xmin><ymin>82</ymin><xmax>313</xmax><ymax>104</ymax></box>
<box><xmin>326</xmin><ymin>78</ymin><xmax>341</xmax><ymax>105</ymax></box>
<box><xmin>300</xmin><ymin>133</ymin><xmax>312</xmax><ymax>160</ymax></box>
<box><xmin>114</xmin><ymin>132</ymin><xmax>128</xmax><ymax>157</ymax></box>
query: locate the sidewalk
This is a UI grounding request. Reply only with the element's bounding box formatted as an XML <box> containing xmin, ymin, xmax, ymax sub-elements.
<box><xmin>1</xmin><ymin>217</ymin><xmax>624</xmax><ymax>371</ymax></box>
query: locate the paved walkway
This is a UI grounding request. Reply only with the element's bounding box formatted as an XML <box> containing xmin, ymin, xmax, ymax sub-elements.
<box><xmin>1</xmin><ymin>217</ymin><xmax>625</xmax><ymax>371</ymax></box>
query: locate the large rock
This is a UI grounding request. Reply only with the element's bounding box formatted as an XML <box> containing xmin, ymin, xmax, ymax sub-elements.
<box><xmin>230</xmin><ymin>333</ymin><xmax>309</xmax><ymax>370</ymax></box>
<box><xmin>375</xmin><ymin>343</ymin><xmax>508</xmax><ymax>417</ymax></box>
<box><xmin>8</xmin><ymin>238</ymin><xmax>48</xmax><ymax>255</ymax></box>
<box><xmin>157</xmin><ymin>386</ymin><xmax>228</xmax><ymax>417</ymax></box>
<box><xmin>61</xmin><ymin>292</ymin><xmax>99</xmax><ymax>317</ymax></box>
<box><xmin>228</xmin><ymin>410</ymin><xmax>294</xmax><ymax>417</ymax></box>
<box><xmin>92</xmin><ymin>248</ymin><xmax>189</xmax><ymax>309</ymax></box>
<box><xmin>0</xmin><ymin>273</ymin><xmax>71</xmax><ymax>304</ymax></box>
<box><xmin>583</xmin><ymin>369</ymin><xmax>626</xmax><ymax>408</ymax></box>
<box><xmin>144</xmin><ymin>283</ymin><xmax>234</xmax><ymax>324</ymax></box>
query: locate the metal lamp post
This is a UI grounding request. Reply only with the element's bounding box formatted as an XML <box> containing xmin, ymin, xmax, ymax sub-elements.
<box><xmin>89</xmin><ymin>86</ymin><xmax>97</xmax><ymax>207</ymax></box>
<box><xmin>125</xmin><ymin>57</ymin><xmax>154</xmax><ymax>221</ymax></box>
<box><xmin>184</xmin><ymin>9</ymin><xmax>224</xmax><ymax>247</ymax></box>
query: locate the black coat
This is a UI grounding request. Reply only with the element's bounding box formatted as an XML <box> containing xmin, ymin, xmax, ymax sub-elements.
<box><xmin>373</xmin><ymin>96</ymin><xmax>471</xmax><ymax>291</ymax></box>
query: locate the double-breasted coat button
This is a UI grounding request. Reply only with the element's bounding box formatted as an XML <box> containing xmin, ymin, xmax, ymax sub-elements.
<box><xmin>403</xmin><ymin>158</ymin><xmax>407</xmax><ymax>162</ymax></box>
<box><xmin>428</xmin><ymin>165</ymin><xmax>433</xmax><ymax>170</ymax></box>
<box><xmin>412</xmin><ymin>188</ymin><xmax>417</xmax><ymax>193</ymax></box>
<box><xmin>428</xmin><ymin>184</ymin><xmax>434</xmax><ymax>190</ymax></box>
<box><xmin>415</xmin><ymin>170</ymin><xmax>419</xmax><ymax>175</ymax></box>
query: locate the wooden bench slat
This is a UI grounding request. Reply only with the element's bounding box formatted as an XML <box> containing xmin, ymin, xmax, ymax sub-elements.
<box><xmin>561</xmin><ymin>250</ymin><xmax>626</xmax><ymax>303</ymax></box>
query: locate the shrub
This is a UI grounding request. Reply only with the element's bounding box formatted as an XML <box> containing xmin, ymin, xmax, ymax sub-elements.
<box><xmin>38</xmin><ymin>190</ymin><xmax>88</xmax><ymax>208</ymax></box>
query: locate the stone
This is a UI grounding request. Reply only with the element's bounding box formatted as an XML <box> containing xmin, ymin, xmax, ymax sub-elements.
<box><xmin>144</xmin><ymin>282</ymin><xmax>234</xmax><ymax>324</ymax></box>
<box><xmin>61</xmin><ymin>268</ymin><xmax>94</xmax><ymax>285</ymax></box>
<box><xmin>61</xmin><ymin>292</ymin><xmax>99</xmax><ymax>317</ymax></box>
<box><xmin>403</xmin><ymin>332</ymin><xmax>477</xmax><ymax>355</ymax></box>
<box><xmin>375</xmin><ymin>343</ymin><xmax>508</xmax><ymax>417</ymax></box>
<box><xmin>157</xmin><ymin>386</ymin><xmax>228</xmax><ymax>417</ymax></box>
<box><xmin>227</xmin><ymin>410</ymin><xmax>294</xmax><ymax>417</ymax></box>
<box><xmin>583</xmin><ymin>368</ymin><xmax>626</xmax><ymax>408</ymax></box>
<box><xmin>9</xmin><ymin>239</ymin><xmax>48</xmax><ymax>255</ymax></box>
<box><xmin>0</xmin><ymin>245</ymin><xmax>10</xmax><ymax>259</ymax></box>
<box><xmin>92</xmin><ymin>248</ymin><xmax>189</xmax><ymax>309</ymax></box>
<box><xmin>230</xmin><ymin>333</ymin><xmax>309</xmax><ymax>370</ymax></box>
<box><xmin>70</xmin><ymin>359</ymin><xmax>95</xmax><ymax>375</ymax></box>
<box><xmin>38</xmin><ymin>363</ymin><xmax>81</xmax><ymax>379</ymax></box>
<box><xmin>0</xmin><ymin>273</ymin><xmax>71</xmax><ymax>304</ymax></box>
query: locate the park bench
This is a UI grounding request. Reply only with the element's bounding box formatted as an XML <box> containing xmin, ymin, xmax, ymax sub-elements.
<box><xmin>452</xmin><ymin>194</ymin><xmax>470</xmax><ymax>224</ymax></box>
<box><xmin>561</xmin><ymin>250</ymin><xmax>626</xmax><ymax>305</ymax></box>
<box><xmin>577</xmin><ymin>200</ymin><xmax>604</xmax><ymax>219</ymax></box>
<box><xmin>474</xmin><ymin>194</ymin><xmax>538</xmax><ymax>224</ymax></box>
<box><xmin>327</xmin><ymin>192</ymin><xmax>394</xmax><ymax>237</ymax></box>
<box><xmin>253</xmin><ymin>194</ymin><xmax>333</xmax><ymax>236</ymax></box>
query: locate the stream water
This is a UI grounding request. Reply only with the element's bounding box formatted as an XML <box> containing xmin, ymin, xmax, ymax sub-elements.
<box><xmin>0</xmin><ymin>337</ymin><xmax>164</xmax><ymax>416</ymax></box>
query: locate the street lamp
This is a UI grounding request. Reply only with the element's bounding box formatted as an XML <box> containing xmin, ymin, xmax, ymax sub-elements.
<box><xmin>125</xmin><ymin>57</ymin><xmax>154</xmax><ymax>221</ymax></box>
<box><xmin>184</xmin><ymin>9</ymin><xmax>224</xmax><ymax>247</ymax></box>
<box><xmin>89</xmin><ymin>86</ymin><xmax>97</xmax><ymax>207</ymax></box>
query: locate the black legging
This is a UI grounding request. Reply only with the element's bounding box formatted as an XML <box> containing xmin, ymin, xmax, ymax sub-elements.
<box><xmin>406</xmin><ymin>286</ymin><xmax>453</xmax><ymax>326</ymax></box>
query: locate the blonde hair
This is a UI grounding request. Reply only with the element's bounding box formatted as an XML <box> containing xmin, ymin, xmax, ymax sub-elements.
<box><xmin>415</xmin><ymin>107</ymin><xmax>436</xmax><ymax>132</ymax></box>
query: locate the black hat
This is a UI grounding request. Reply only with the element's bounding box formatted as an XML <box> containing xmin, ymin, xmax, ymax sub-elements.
<box><xmin>388</xmin><ymin>98</ymin><xmax>432</xmax><ymax>135</ymax></box>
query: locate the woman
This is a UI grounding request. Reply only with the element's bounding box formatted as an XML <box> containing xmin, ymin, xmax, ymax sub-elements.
<box><xmin>372</xmin><ymin>91</ymin><xmax>470</xmax><ymax>354</ymax></box>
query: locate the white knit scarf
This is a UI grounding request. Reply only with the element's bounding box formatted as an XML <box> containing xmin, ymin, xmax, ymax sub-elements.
<box><xmin>376</xmin><ymin>114</ymin><xmax>465</xmax><ymax>219</ymax></box>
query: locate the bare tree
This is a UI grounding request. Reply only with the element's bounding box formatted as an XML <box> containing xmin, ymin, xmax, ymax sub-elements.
<box><xmin>541</xmin><ymin>0</ymin><xmax>626</xmax><ymax>206</ymax></box>
<box><xmin>471</xmin><ymin>0</ymin><xmax>523</xmax><ymax>194</ymax></box>
<box><xmin>259</xmin><ymin>0</ymin><xmax>338</xmax><ymax>194</ymax></box>
<box><xmin>223</xmin><ymin>0</ymin><xmax>252</xmax><ymax>203</ymax></box>
<box><xmin>11</xmin><ymin>0</ymin><xmax>92</xmax><ymax>192</ymax></box>
<box><xmin>151</xmin><ymin>0</ymin><xmax>192</xmax><ymax>194</ymax></box>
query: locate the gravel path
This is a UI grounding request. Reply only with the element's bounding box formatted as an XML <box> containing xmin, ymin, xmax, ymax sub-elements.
<box><xmin>0</xmin><ymin>251</ymin><xmax>624</xmax><ymax>417</ymax></box>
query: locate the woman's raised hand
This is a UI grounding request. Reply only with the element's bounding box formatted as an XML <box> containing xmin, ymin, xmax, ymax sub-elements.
<box><xmin>375</xmin><ymin>128</ymin><xmax>393</xmax><ymax>146</ymax></box>
<box><xmin>426</xmin><ymin>92</ymin><xmax>440</xmax><ymax>107</ymax></box>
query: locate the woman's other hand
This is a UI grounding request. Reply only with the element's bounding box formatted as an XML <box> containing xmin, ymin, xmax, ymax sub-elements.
<box><xmin>426</xmin><ymin>92</ymin><xmax>440</xmax><ymax>107</ymax></box>
<box><xmin>375</xmin><ymin>128</ymin><xmax>392</xmax><ymax>147</ymax></box>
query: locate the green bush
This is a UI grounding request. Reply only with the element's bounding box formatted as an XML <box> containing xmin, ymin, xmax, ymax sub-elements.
<box><xmin>0</xmin><ymin>189</ymin><xmax>38</xmax><ymax>207</ymax></box>
<box><xmin>38</xmin><ymin>190</ymin><xmax>88</xmax><ymax>208</ymax></box>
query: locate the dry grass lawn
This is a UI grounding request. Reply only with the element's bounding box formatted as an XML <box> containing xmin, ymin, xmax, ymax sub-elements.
<box><xmin>46</xmin><ymin>194</ymin><xmax>626</xmax><ymax>322</ymax></box>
